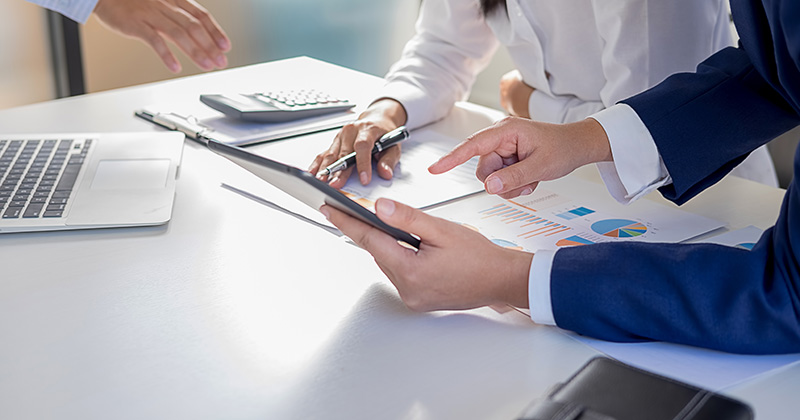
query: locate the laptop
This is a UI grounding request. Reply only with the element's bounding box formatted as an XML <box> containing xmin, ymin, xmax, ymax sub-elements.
<box><xmin>0</xmin><ymin>131</ymin><xmax>184</xmax><ymax>233</ymax></box>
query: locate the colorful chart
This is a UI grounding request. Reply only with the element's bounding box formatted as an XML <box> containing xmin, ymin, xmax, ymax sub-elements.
<box><xmin>556</xmin><ymin>207</ymin><xmax>595</xmax><ymax>220</ymax></box>
<box><xmin>591</xmin><ymin>219</ymin><xmax>647</xmax><ymax>238</ymax></box>
<box><xmin>556</xmin><ymin>235</ymin><xmax>595</xmax><ymax>247</ymax></box>
<box><xmin>478</xmin><ymin>203</ymin><xmax>571</xmax><ymax>239</ymax></box>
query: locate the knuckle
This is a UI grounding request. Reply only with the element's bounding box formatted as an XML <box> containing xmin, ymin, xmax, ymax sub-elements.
<box><xmin>166</xmin><ymin>27</ymin><xmax>186</xmax><ymax>40</ymax></box>
<box><xmin>188</xmin><ymin>24</ymin><xmax>207</xmax><ymax>41</ymax></box>
<box><xmin>402</xmin><ymin>293</ymin><xmax>427</xmax><ymax>312</ymax></box>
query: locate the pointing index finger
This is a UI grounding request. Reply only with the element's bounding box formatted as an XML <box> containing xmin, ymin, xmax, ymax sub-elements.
<box><xmin>428</xmin><ymin>127</ymin><xmax>503</xmax><ymax>175</ymax></box>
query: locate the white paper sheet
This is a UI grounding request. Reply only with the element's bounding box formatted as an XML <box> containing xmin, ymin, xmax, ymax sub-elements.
<box><xmin>427</xmin><ymin>176</ymin><xmax>725</xmax><ymax>252</ymax></box>
<box><xmin>337</xmin><ymin>130</ymin><xmax>484</xmax><ymax>210</ymax></box>
<box><xmin>699</xmin><ymin>225</ymin><xmax>764</xmax><ymax>250</ymax></box>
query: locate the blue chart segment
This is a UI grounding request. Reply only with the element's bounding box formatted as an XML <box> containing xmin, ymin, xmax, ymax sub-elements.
<box><xmin>556</xmin><ymin>207</ymin><xmax>595</xmax><ymax>220</ymax></box>
<box><xmin>591</xmin><ymin>219</ymin><xmax>647</xmax><ymax>238</ymax></box>
<box><xmin>556</xmin><ymin>235</ymin><xmax>595</xmax><ymax>247</ymax></box>
<box><xmin>736</xmin><ymin>242</ymin><xmax>755</xmax><ymax>250</ymax></box>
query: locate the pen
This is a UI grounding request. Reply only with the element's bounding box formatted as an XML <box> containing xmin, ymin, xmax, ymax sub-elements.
<box><xmin>317</xmin><ymin>126</ymin><xmax>409</xmax><ymax>178</ymax></box>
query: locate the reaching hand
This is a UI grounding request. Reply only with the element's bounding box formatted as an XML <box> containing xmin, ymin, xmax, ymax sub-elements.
<box><xmin>429</xmin><ymin>117</ymin><xmax>612</xmax><ymax>199</ymax></box>
<box><xmin>93</xmin><ymin>0</ymin><xmax>231</xmax><ymax>73</ymax></box>
<box><xmin>499</xmin><ymin>70</ymin><xmax>534</xmax><ymax>118</ymax></box>
<box><xmin>321</xmin><ymin>198</ymin><xmax>532</xmax><ymax>311</ymax></box>
<box><xmin>309</xmin><ymin>99</ymin><xmax>407</xmax><ymax>189</ymax></box>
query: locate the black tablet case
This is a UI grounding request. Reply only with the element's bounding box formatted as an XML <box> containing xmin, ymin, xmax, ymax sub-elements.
<box><xmin>518</xmin><ymin>357</ymin><xmax>753</xmax><ymax>420</ymax></box>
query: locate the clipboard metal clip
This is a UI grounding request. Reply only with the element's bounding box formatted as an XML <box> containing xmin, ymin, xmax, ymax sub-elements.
<box><xmin>135</xmin><ymin>109</ymin><xmax>215</xmax><ymax>144</ymax></box>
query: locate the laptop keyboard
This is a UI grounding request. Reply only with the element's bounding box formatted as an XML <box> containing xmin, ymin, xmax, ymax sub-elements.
<box><xmin>0</xmin><ymin>138</ymin><xmax>91</xmax><ymax>220</ymax></box>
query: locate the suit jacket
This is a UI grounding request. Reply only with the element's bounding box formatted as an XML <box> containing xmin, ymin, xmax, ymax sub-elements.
<box><xmin>550</xmin><ymin>0</ymin><xmax>800</xmax><ymax>354</ymax></box>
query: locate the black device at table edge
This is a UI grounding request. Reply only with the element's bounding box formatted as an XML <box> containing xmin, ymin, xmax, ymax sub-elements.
<box><xmin>517</xmin><ymin>357</ymin><xmax>753</xmax><ymax>420</ymax></box>
<box><xmin>206</xmin><ymin>139</ymin><xmax>420</xmax><ymax>249</ymax></box>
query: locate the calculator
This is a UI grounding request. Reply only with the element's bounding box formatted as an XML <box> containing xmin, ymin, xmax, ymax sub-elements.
<box><xmin>199</xmin><ymin>90</ymin><xmax>356</xmax><ymax>123</ymax></box>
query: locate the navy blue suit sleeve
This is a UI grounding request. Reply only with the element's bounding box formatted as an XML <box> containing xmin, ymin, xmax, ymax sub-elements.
<box><xmin>621</xmin><ymin>46</ymin><xmax>800</xmax><ymax>205</ymax></box>
<box><xmin>552</xmin><ymin>165</ymin><xmax>800</xmax><ymax>354</ymax></box>
<box><xmin>549</xmin><ymin>0</ymin><xmax>800</xmax><ymax>354</ymax></box>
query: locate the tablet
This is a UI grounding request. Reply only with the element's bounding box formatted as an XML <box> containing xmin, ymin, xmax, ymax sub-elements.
<box><xmin>207</xmin><ymin>140</ymin><xmax>420</xmax><ymax>249</ymax></box>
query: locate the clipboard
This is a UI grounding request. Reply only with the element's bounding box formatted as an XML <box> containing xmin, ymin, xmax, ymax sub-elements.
<box><xmin>135</xmin><ymin>104</ymin><xmax>355</xmax><ymax>147</ymax></box>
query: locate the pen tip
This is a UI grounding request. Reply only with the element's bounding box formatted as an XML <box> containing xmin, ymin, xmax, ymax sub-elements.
<box><xmin>316</xmin><ymin>169</ymin><xmax>329</xmax><ymax>179</ymax></box>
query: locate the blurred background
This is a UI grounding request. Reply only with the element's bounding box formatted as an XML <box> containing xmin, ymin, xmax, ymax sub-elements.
<box><xmin>0</xmin><ymin>0</ymin><xmax>795</xmax><ymax>186</ymax></box>
<box><xmin>0</xmin><ymin>0</ymin><xmax>512</xmax><ymax>111</ymax></box>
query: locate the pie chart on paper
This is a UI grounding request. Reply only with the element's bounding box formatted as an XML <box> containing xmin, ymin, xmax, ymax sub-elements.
<box><xmin>591</xmin><ymin>219</ymin><xmax>647</xmax><ymax>238</ymax></box>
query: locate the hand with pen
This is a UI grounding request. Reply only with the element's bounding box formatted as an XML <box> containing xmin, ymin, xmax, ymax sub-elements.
<box><xmin>309</xmin><ymin>99</ymin><xmax>408</xmax><ymax>189</ymax></box>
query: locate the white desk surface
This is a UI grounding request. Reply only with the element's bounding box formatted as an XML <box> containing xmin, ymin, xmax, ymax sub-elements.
<box><xmin>0</xmin><ymin>57</ymin><xmax>795</xmax><ymax>419</ymax></box>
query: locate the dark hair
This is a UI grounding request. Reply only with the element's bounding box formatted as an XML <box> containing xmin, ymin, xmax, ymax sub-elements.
<box><xmin>480</xmin><ymin>0</ymin><xmax>506</xmax><ymax>16</ymax></box>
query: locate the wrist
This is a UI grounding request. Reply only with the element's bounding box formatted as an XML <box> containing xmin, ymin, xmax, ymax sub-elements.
<box><xmin>364</xmin><ymin>98</ymin><xmax>408</xmax><ymax>127</ymax></box>
<box><xmin>568</xmin><ymin>118</ymin><xmax>613</xmax><ymax>166</ymax></box>
<box><xmin>491</xmin><ymin>248</ymin><xmax>533</xmax><ymax>308</ymax></box>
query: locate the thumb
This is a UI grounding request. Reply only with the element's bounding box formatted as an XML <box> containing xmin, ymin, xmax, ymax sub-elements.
<box><xmin>375</xmin><ymin>198</ymin><xmax>447</xmax><ymax>240</ymax></box>
<box><xmin>484</xmin><ymin>158</ymin><xmax>543</xmax><ymax>195</ymax></box>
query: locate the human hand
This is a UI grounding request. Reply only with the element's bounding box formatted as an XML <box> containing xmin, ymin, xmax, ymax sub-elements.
<box><xmin>499</xmin><ymin>70</ymin><xmax>534</xmax><ymax>118</ymax></box>
<box><xmin>429</xmin><ymin>117</ymin><xmax>612</xmax><ymax>199</ymax></box>
<box><xmin>320</xmin><ymin>198</ymin><xmax>532</xmax><ymax>311</ymax></box>
<box><xmin>309</xmin><ymin>99</ymin><xmax>407</xmax><ymax>189</ymax></box>
<box><xmin>93</xmin><ymin>0</ymin><xmax>231</xmax><ymax>73</ymax></box>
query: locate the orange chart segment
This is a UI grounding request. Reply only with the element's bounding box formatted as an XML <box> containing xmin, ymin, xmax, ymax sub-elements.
<box><xmin>591</xmin><ymin>219</ymin><xmax>647</xmax><ymax>238</ymax></box>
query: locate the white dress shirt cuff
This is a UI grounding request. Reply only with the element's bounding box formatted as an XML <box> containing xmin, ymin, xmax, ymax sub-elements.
<box><xmin>589</xmin><ymin>104</ymin><xmax>671</xmax><ymax>204</ymax></box>
<box><xmin>376</xmin><ymin>81</ymin><xmax>439</xmax><ymax>130</ymax></box>
<box><xmin>528</xmin><ymin>249</ymin><xmax>557</xmax><ymax>326</ymax></box>
<box><xmin>30</xmin><ymin>0</ymin><xmax>98</xmax><ymax>24</ymax></box>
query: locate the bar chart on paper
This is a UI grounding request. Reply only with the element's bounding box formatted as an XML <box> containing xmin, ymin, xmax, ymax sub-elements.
<box><xmin>428</xmin><ymin>177</ymin><xmax>725</xmax><ymax>252</ymax></box>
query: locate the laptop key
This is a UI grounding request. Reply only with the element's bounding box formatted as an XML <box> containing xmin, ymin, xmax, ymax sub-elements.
<box><xmin>23</xmin><ymin>203</ymin><xmax>44</xmax><ymax>218</ymax></box>
<box><xmin>43</xmin><ymin>210</ymin><xmax>63</xmax><ymax>218</ymax></box>
<box><xmin>2</xmin><ymin>207</ymin><xmax>23</xmax><ymax>218</ymax></box>
<box><xmin>46</xmin><ymin>204</ymin><xmax>66</xmax><ymax>212</ymax></box>
<box><xmin>55</xmin><ymin>165</ymin><xmax>81</xmax><ymax>191</ymax></box>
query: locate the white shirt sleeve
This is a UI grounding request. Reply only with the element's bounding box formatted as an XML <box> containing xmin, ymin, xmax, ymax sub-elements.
<box><xmin>376</xmin><ymin>0</ymin><xmax>499</xmax><ymax>130</ymax></box>
<box><xmin>27</xmin><ymin>0</ymin><xmax>98</xmax><ymax>24</ymax></box>
<box><xmin>590</xmin><ymin>104</ymin><xmax>672</xmax><ymax>204</ymax></box>
<box><xmin>528</xmin><ymin>104</ymin><xmax>669</xmax><ymax>325</ymax></box>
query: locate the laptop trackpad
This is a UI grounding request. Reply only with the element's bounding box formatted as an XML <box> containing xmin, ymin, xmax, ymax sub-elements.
<box><xmin>90</xmin><ymin>159</ymin><xmax>170</xmax><ymax>190</ymax></box>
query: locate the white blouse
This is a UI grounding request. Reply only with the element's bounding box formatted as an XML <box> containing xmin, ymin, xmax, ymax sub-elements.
<box><xmin>379</xmin><ymin>0</ymin><xmax>776</xmax><ymax>186</ymax></box>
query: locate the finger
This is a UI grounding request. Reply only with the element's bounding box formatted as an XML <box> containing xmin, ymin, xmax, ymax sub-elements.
<box><xmin>321</xmin><ymin>205</ymin><xmax>414</xmax><ymax>263</ymax></box>
<box><xmin>167</xmin><ymin>0</ymin><xmax>227</xmax><ymax>67</ymax></box>
<box><xmin>484</xmin><ymin>158</ymin><xmax>543</xmax><ymax>195</ymax></box>
<box><xmin>496</xmin><ymin>182</ymin><xmax>539</xmax><ymax>199</ymax></box>
<box><xmin>328</xmin><ymin>167</ymin><xmax>354</xmax><ymax>189</ymax></box>
<box><xmin>175</xmin><ymin>0</ymin><xmax>231</xmax><ymax>52</ymax></box>
<box><xmin>374</xmin><ymin>198</ymin><xmax>450</xmax><ymax>241</ymax></box>
<box><xmin>153</xmin><ymin>7</ymin><xmax>216</xmax><ymax>71</ymax></box>
<box><xmin>353</xmin><ymin>128</ymin><xmax>381</xmax><ymax>185</ymax></box>
<box><xmin>308</xmin><ymin>153</ymin><xmax>324</xmax><ymax>176</ymax></box>
<box><xmin>428</xmin><ymin>124</ymin><xmax>509</xmax><ymax>174</ymax></box>
<box><xmin>138</xmin><ymin>25</ymin><xmax>182</xmax><ymax>73</ymax></box>
<box><xmin>475</xmin><ymin>153</ymin><xmax>507</xmax><ymax>182</ymax></box>
<box><xmin>312</xmin><ymin>133</ymin><xmax>344</xmax><ymax>179</ymax></box>
<box><xmin>375</xmin><ymin>145</ymin><xmax>402</xmax><ymax>180</ymax></box>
